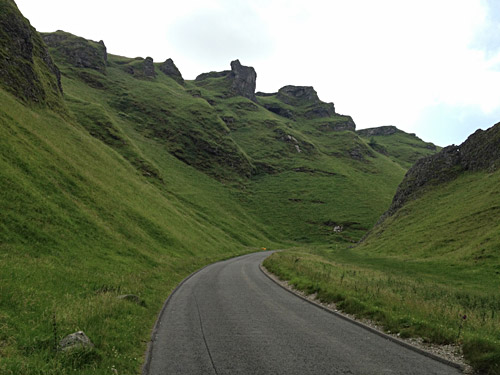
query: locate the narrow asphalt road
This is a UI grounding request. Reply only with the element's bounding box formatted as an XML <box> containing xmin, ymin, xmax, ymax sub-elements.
<box><xmin>145</xmin><ymin>252</ymin><xmax>462</xmax><ymax>375</ymax></box>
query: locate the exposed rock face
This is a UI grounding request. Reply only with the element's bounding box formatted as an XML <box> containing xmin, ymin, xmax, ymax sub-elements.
<box><xmin>229</xmin><ymin>59</ymin><xmax>257</xmax><ymax>101</ymax></box>
<box><xmin>42</xmin><ymin>31</ymin><xmax>107</xmax><ymax>73</ymax></box>
<box><xmin>262</xmin><ymin>103</ymin><xmax>295</xmax><ymax>119</ymax></box>
<box><xmin>304</xmin><ymin>103</ymin><xmax>336</xmax><ymax>119</ymax></box>
<box><xmin>143</xmin><ymin>57</ymin><xmax>156</xmax><ymax>77</ymax></box>
<box><xmin>381</xmin><ymin>122</ymin><xmax>500</xmax><ymax>221</ymax></box>
<box><xmin>255</xmin><ymin>91</ymin><xmax>277</xmax><ymax>97</ymax></box>
<box><xmin>159</xmin><ymin>58</ymin><xmax>184</xmax><ymax>84</ymax></box>
<box><xmin>357</xmin><ymin>126</ymin><xmax>398</xmax><ymax>137</ymax></box>
<box><xmin>59</xmin><ymin>331</ymin><xmax>94</xmax><ymax>351</ymax></box>
<box><xmin>276</xmin><ymin>85</ymin><xmax>336</xmax><ymax>119</ymax></box>
<box><xmin>277</xmin><ymin>85</ymin><xmax>321</xmax><ymax>105</ymax></box>
<box><xmin>318</xmin><ymin>117</ymin><xmax>356</xmax><ymax>132</ymax></box>
<box><xmin>195</xmin><ymin>70</ymin><xmax>230</xmax><ymax>81</ymax></box>
<box><xmin>0</xmin><ymin>0</ymin><xmax>63</xmax><ymax>105</ymax></box>
<box><xmin>194</xmin><ymin>60</ymin><xmax>257</xmax><ymax>101</ymax></box>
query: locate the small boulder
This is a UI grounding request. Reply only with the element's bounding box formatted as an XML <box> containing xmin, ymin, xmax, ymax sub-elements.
<box><xmin>59</xmin><ymin>331</ymin><xmax>94</xmax><ymax>351</ymax></box>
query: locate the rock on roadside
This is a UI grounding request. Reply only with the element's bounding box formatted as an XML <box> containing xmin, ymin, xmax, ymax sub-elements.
<box><xmin>59</xmin><ymin>331</ymin><xmax>94</xmax><ymax>351</ymax></box>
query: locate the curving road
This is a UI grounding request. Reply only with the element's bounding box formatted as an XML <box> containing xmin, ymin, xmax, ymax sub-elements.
<box><xmin>144</xmin><ymin>252</ymin><xmax>462</xmax><ymax>375</ymax></box>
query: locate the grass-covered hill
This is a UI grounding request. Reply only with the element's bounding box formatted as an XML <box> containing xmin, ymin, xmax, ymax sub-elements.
<box><xmin>38</xmin><ymin>29</ymin><xmax>428</xmax><ymax>244</ymax></box>
<box><xmin>265</xmin><ymin>123</ymin><xmax>500</xmax><ymax>373</ymax></box>
<box><xmin>0</xmin><ymin>0</ymin><xmax>441</xmax><ymax>373</ymax></box>
<box><xmin>357</xmin><ymin>125</ymin><xmax>440</xmax><ymax>169</ymax></box>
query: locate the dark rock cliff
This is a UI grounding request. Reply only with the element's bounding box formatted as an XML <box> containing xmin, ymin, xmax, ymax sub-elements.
<box><xmin>195</xmin><ymin>60</ymin><xmax>257</xmax><ymax>101</ymax></box>
<box><xmin>229</xmin><ymin>59</ymin><xmax>257</xmax><ymax>101</ymax></box>
<box><xmin>42</xmin><ymin>31</ymin><xmax>107</xmax><ymax>73</ymax></box>
<box><xmin>380</xmin><ymin>122</ymin><xmax>500</xmax><ymax>222</ymax></box>
<box><xmin>276</xmin><ymin>85</ymin><xmax>337</xmax><ymax>120</ymax></box>
<box><xmin>0</xmin><ymin>0</ymin><xmax>63</xmax><ymax>106</ymax></box>
<box><xmin>142</xmin><ymin>57</ymin><xmax>156</xmax><ymax>77</ymax></box>
<box><xmin>159</xmin><ymin>58</ymin><xmax>184</xmax><ymax>85</ymax></box>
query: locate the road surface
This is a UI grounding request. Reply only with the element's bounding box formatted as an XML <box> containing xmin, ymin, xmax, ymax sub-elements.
<box><xmin>144</xmin><ymin>251</ymin><xmax>462</xmax><ymax>374</ymax></box>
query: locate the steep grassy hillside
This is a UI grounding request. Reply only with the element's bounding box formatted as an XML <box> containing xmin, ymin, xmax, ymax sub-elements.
<box><xmin>265</xmin><ymin>123</ymin><xmax>500</xmax><ymax>374</ymax></box>
<box><xmin>0</xmin><ymin>85</ymin><xmax>278</xmax><ymax>374</ymax></box>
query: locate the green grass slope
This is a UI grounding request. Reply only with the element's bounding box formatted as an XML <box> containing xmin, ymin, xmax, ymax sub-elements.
<box><xmin>357</xmin><ymin>125</ymin><xmax>439</xmax><ymax>169</ymax></box>
<box><xmin>0</xmin><ymin>85</ymin><xmax>274</xmax><ymax>374</ymax></box>
<box><xmin>265</xmin><ymin>123</ymin><xmax>500</xmax><ymax>374</ymax></box>
<box><xmin>191</xmin><ymin>78</ymin><xmax>408</xmax><ymax>242</ymax></box>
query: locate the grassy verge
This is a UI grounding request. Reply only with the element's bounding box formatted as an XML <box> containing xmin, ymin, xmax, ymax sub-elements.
<box><xmin>264</xmin><ymin>248</ymin><xmax>500</xmax><ymax>374</ymax></box>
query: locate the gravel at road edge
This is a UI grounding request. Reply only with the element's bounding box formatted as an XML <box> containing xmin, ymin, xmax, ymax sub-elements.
<box><xmin>260</xmin><ymin>263</ymin><xmax>474</xmax><ymax>375</ymax></box>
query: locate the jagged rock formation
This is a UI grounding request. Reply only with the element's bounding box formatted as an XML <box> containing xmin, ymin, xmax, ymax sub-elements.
<box><xmin>42</xmin><ymin>31</ymin><xmax>107</xmax><ymax>73</ymax></box>
<box><xmin>257</xmin><ymin>84</ymin><xmax>354</xmax><ymax>129</ymax></box>
<box><xmin>277</xmin><ymin>86</ymin><xmax>336</xmax><ymax>117</ymax></box>
<box><xmin>143</xmin><ymin>57</ymin><xmax>156</xmax><ymax>77</ymax></box>
<box><xmin>229</xmin><ymin>59</ymin><xmax>257</xmax><ymax>101</ymax></box>
<box><xmin>195</xmin><ymin>59</ymin><xmax>257</xmax><ymax>101</ymax></box>
<box><xmin>380</xmin><ymin>122</ymin><xmax>500</xmax><ymax>221</ymax></box>
<box><xmin>159</xmin><ymin>58</ymin><xmax>184</xmax><ymax>85</ymax></box>
<box><xmin>262</xmin><ymin>103</ymin><xmax>295</xmax><ymax>119</ymax></box>
<box><xmin>277</xmin><ymin>86</ymin><xmax>320</xmax><ymax>105</ymax></box>
<box><xmin>0</xmin><ymin>0</ymin><xmax>62</xmax><ymax>106</ymax></box>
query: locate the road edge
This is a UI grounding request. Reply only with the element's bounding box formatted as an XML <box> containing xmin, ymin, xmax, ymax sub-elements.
<box><xmin>142</xmin><ymin>251</ymin><xmax>268</xmax><ymax>375</ymax></box>
<box><xmin>259</xmin><ymin>261</ymin><xmax>465</xmax><ymax>372</ymax></box>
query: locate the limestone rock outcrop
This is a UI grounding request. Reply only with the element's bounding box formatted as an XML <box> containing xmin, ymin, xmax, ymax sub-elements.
<box><xmin>229</xmin><ymin>59</ymin><xmax>257</xmax><ymax>101</ymax></box>
<box><xmin>0</xmin><ymin>0</ymin><xmax>63</xmax><ymax>105</ymax></box>
<box><xmin>276</xmin><ymin>85</ymin><xmax>336</xmax><ymax>119</ymax></box>
<box><xmin>42</xmin><ymin>31</ymin><xmax>107</xmax><ymax>73</ymax></box>
<box><xmin>381</xmin><ymin>122</ymin><xmax>500</xmax><ymax>221</ymax></box>
<box><xmin>143</xmin><ymin>57</ymin><xmax>156</xmax><ymax>77</ymax></box>
<box><xmin>159</xmin><ymin>58</ymin><xmax>184</xmax><ymax>84</ymax></box>
<box><xmin>194</xmin><ymin>59</ymin><xmax>257</xmax><ymax>101</ymax></box>
<box><xmin>277</xmin><ymin>86</ymin><xmax>321</xmax><ymax>105</ymax></box>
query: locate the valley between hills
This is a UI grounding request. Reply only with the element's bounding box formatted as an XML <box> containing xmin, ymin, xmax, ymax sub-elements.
<box><xmin>1</xmin><ymin>0</ymin><xmax>499</xmax><ymax>373</ymax></box>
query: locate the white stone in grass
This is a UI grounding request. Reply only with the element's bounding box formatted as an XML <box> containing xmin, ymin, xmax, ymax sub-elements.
<box><xmin>59</xmin><ymin>331</ymin><xmax>94</xmax><ymax>351</ymax></box>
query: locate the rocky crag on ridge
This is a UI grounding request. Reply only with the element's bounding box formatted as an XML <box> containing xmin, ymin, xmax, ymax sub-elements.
<box><xmin>159</xmin><ymin>58</ymin><xmax>184</xmax><ymax>85</ymax></box>
<box><xmin>380</xmin><ymin>122</ymin><xmax>500</xmax><ymax>222</ymax></box>
<box><xmin>42</xmin><ymin>30</ymin><xmax>107</xmax><ymax>73</ymax></box>
<box><xmin>0</xmin><ymin>0</ymin><xmax>62</xmax><ymax>106</ymax></box>
<box><xmin>195</xmin><ymin>59</ymin><xmax>257</xmax><ymax>101</ymax></box>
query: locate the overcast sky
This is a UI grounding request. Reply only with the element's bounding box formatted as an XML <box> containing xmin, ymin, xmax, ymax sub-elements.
<box><xmin>15</xmin><ymin>0</ymin><xmax>500</xmax><ymax>146</ymax></box>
